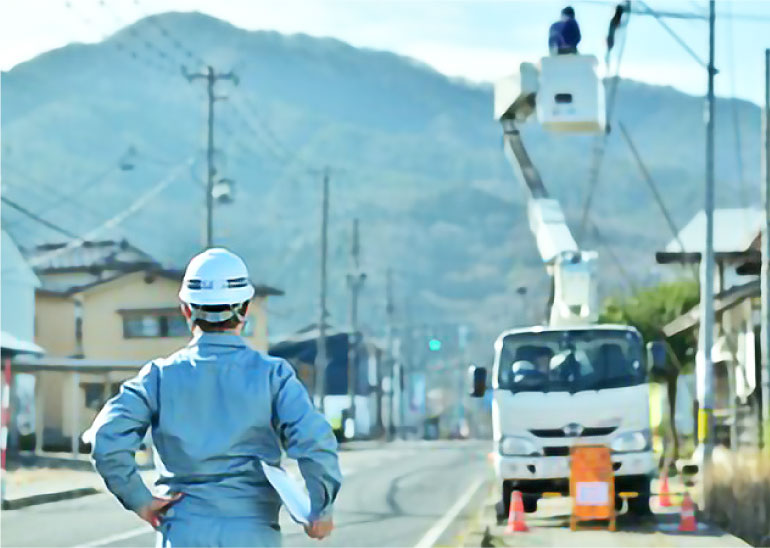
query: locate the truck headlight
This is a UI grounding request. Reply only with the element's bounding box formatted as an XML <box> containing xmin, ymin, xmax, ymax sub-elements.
<box><xmin>610</xmin><ymin>430</ymin><xmax>650</xmax><ymax>453</ymax></box>
<box><xmin>500</xmin><ymin>436</ymin><xmax>541</xmax><ymax>456</ymax></box>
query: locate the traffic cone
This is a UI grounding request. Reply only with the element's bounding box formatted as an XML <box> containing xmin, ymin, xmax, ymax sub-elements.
<box><xmin>677</xmin><ymin>492</ymin><xmax>697</xmax><ymax>532</ymax></box>
<box><xmin>659</xmin><ymin>475</ymin><xmax>673</xmax><ymax>507</ymax></box>
<box><xmin>505</xmin><ymin>491</ymin><xmax>529</xmax><ymax>533</ymax></box>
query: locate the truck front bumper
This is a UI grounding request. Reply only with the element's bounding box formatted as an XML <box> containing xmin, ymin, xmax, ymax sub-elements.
<box><xmin>493</xmin><ymin>450</ymin><xmax>654</xmax><ymax>481</ymax></box>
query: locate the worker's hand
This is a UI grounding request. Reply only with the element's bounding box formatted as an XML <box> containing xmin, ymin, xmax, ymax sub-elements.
<box><xmin>136</xmin><ymin>493</ymin><xmax>184</xmax><ymax>529</ymax></box>
<box><xmin>304</xmin><ymin>519</ymin><xmax>334</xmax><ymax>540</ymax></box>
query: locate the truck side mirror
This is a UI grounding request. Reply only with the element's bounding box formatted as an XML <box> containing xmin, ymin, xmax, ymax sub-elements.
<box><xmin>469</xmin><ymin>365</ymin><xmax>487</xmax><ymax>398</ymax></box>
<box><xmin>646</xmin><ymin>341</ymin><xmax>667</xmax><ymax>375</ymax></box>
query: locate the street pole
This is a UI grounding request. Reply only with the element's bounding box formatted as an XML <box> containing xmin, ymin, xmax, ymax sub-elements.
<box><xmin>386</xmin><ymin>268</ymin><xmax>396</xmax><ymax>439</ymax></box>
<box><xmin>184</xmin><ymin>65</ymin><xmax>237</xmax><ymax>248</ymax></box>
<box><xmin>315</xmin><ymin>168</ymin><xmax>330</xmax><ymax>413</ymax></box>
<box><xmin>346</xmin><ymin>219</ymin><xmax>366</xmax><ymax>432</ymax></box>
<box><xmin>761</xmin><ymin>48</ymin><xmax>770</xmax><ymax>450</ymax></box>
<box><xmin>696</xmin><ymin>0</ymin><xmax>716</xmax><ymax>497</ymax></box>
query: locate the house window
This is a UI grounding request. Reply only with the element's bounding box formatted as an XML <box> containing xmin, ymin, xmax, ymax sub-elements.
<box><xmin>121</xmin><ymin>309</ymin><xmax>189</xmax><ymax>339</ymax></box>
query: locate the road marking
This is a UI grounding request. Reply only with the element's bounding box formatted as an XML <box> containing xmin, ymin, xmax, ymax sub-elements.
<box><xmin>413</xmin><ymin>476</ymin><xmax>485</xmax><ymax>548</ymax></box>
<box><xmin>77</xmin><ymin>525</ymin><xmax>153</xmax><ymax>547</ymax></box>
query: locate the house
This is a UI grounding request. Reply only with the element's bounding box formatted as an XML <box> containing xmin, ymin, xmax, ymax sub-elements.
<box><xmin>28</xmin><ymin>240</ymin><xmax>282</xmax><ymax>358</ymax></box>
<box><xmin>1</xmin><ymin>230</ymin><xmax>44</xmax><ymax>452</ymax></box>
<box><xmin>21</xmin><ymin>239</ymin><xmax>283</xmax><ymax>451</ymax></box>
<box><xmin>655</xmin><ymin>208</ymin><xmax>762</xmax><ymax>448</ymax></box>
<box><xmin>269</xmin><ymin>323</ymin><xmax>384</xmax><ymax>439</ymax></box>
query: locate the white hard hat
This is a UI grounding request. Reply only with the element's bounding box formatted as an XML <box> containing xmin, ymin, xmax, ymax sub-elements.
<box><xmin>179</xmin><ymin>248</ymin><xmax>255</xmax><ymax>306</ymax></box>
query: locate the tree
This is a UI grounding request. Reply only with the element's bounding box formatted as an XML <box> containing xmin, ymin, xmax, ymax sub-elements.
<box><xmin>600</xmin><ymin>280</ymin><xmax>699</xmax><ymax>465</ymax></box>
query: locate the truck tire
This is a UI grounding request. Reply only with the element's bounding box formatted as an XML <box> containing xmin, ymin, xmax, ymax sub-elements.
<box><xmin>496</xmin><ymin>482</ymin><xmax>513</xmax><ymax>523</ymax></box>
<box><xmin>617</xmin><ymin>476</ymin><xmax>652</xmax><ymax>517</ymax></box>
<box><xmin>522</xmin><ymin>494</ymin><xmax>538</xmax><ymax>513</ymax></box>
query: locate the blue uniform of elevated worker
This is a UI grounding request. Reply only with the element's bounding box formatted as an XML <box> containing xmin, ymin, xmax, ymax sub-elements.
<box><xmin>87</xmin><ymin>248</ymin><xmax>341</xmax><ymax>547</ymax></box>
<box><xmin>549</xmin><ymin>6</ymin><xmax>581</xmax><ymax>54</ymax></box>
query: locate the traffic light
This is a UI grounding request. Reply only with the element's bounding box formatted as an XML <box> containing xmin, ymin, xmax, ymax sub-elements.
<box><xmin>428</xmin><ymin>338</ymin><xmax>442</xmax><ymax>351</ymax></box>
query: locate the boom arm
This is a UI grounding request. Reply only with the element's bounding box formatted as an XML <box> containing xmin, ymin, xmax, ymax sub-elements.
<box><xmin>499</xmin><ymin>115</ymin><xmax>598</xmax><ymax>327</ymax></box>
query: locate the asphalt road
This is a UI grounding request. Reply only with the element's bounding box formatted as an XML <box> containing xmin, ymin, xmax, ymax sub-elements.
<box><xmin>1</xmin><ymin>440</ymin><xmax>490</xmax><ymax>548</ymax></box>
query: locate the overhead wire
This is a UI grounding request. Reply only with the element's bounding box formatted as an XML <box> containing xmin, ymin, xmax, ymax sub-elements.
<box><xmin>578</xmin><ymin>1</ymin><xmax>630</xmax><ymax>241</ymax></box>
<box><xmin>724</xmin><ymin>0</ymin><xmax>749</xmax><ymax>212</ymax></box>
<box><xmin>1</xmin><ymin>197</ymin><xmax>80</xmax><ymax>239</ymax></box>
<box><xmin>27</xmin><ymin>157</ymin><xmax>194</xmax><ymax>268</ymax></box>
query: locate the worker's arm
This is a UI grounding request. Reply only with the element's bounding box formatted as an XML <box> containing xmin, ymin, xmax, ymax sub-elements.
<box><xmin>270</xmin><ymin>358</ymin><xmax>342</xmax><ymax>521</ymax></box>
<box><xmin>87</xmin><ymin>362</ymin><xmax>158</xmax><ymax>512</ymax></box>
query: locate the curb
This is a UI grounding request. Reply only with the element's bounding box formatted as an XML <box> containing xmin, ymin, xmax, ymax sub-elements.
<box><xmin>1</xmin><ymin>487</ymin><xmax>100</xmax><ymax>510</ymax></box>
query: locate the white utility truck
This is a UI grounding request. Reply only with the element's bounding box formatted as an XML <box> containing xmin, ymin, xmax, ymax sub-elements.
<box><xmin>470</xmin><ymin>55</ymin><xmax>661</xmax><ymax>518</ymax></box>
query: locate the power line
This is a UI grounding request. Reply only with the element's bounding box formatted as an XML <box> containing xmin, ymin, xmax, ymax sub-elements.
<box><xmin>636</xmin><ymin>1</ymin><xmax>707</xmax><ymax>68</ymax></box>
<box><xmin>27</xmin><ymin>157</ymin><xmax>193</xmax><ymax>268</ymax></box>
<box><xmin>1</xmin><ymin>197</ymin><xmax>79</xmax><ymax>239</ymax></box>
<box><xmin>725</xmin><ymin>0</ymin><xmax>749</xmax><ymax>211</ymax></box>
<box><xmin>578</xmin><ymin>2</ymin><xmax>631</xmax><ymax>241</ymax></box>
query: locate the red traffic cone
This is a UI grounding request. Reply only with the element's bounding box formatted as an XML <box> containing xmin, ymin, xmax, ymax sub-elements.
<box><xmin>505</xmin><ymin>490</ymin><xmax>529</xmax><ymax>533</ymax></box>
<box><xmin>659</xmin><ymin>475</ymin><xmax>673</xmax><ymax>507</ymax></box>
<box><xmin>678</xmin><ymin>492</ymin><xmax>697</xmax><ymax>532</ymax></box>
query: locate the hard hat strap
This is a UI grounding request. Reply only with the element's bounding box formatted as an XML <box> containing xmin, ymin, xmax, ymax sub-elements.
<box><xmin>189</xmin><ymin>302</ymin><xmax>247</xmax><ymax>324</ymax></box>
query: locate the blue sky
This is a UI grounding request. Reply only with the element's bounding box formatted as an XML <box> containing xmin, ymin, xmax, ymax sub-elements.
<box><xmin>1</xmin><ymin>0</ymin><xmax>769</xmax><ymax>105</ymax></box>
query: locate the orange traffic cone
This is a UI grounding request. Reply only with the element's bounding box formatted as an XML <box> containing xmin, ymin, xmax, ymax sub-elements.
<box><xmin>659</xmin><ymin>475</ymin><xmax>673</xmax><ymax>507</ymax></box>
<box><xmin>505</xmin><ymin>491</ymin><xmax>529</xmax><ymax>533</ymax></box>
<box><xmin>678</xmin><ymin>493</ymin><xmax>697</xmax><ymax>532</ymax></box>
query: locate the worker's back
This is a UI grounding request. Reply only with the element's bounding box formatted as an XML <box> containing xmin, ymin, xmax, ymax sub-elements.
<box><xmin>150</xmin><ymin>333</ymin><xmax>290</xmax><ymax>518</ymax></box>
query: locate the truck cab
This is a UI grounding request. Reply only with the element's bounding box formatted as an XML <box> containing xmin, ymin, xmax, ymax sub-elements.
<box><xmin>471</xmin><ymin>324</ymin><xmax>654</xmax><ymax>517</ymax></box>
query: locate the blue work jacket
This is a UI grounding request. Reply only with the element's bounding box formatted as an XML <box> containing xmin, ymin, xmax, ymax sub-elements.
<box><xmin>88</xmin><ymin>332</ymin><xmax>341</xmax><ymax>523</ymax></box>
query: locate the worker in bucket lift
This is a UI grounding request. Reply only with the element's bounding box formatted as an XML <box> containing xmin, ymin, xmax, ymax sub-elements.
<box><xmin>549</xmin><ymin>6</ymin><xmax>581</xmax><ymax>54</ymax></box>
<box><xmin>85</xmin><ymin>248</ymin><xmax>341</xmax><ymax>547</ymax></box>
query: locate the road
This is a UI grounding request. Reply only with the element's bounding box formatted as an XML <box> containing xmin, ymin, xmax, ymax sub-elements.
<box><xmin>1</xmin><ymin>440</ymin><xmax>489</xmax><ymax>548</ymax></box>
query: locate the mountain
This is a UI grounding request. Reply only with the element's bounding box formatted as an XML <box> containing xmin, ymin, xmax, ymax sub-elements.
<box><xmin>1</xmin><ymin>11</ymin><xmax>763</xmax><ymax>349</ymax></box>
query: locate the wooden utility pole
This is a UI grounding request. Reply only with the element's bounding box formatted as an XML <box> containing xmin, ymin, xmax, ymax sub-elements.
<box><xmin>184</xmin><ymin>65</ymin><xmax>237</xmax><ymax>248</ymax></box>
<box><xmin>315</xmin><ymin>168</ymin><xmax>330</xmax><ymax>413</ymax></box>
<box><xmin>346</xmin><ymin>219</ymin><xmax>366</xmax><ymax>431</ymax></box>
<box><xmin>762</xmin><ymin>48</ymin><xmax>770</xmax><ymax>450</ymax></box>
<box><xmin>386</xmin><ymin>268</ymin><xmax>396</xmax><ymax>439</ymax></box>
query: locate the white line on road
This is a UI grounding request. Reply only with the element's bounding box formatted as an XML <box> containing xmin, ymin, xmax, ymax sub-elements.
<box><xmin>413</xmin><ymin>477</ymin><xmax>485</xmax><ymax>548</ymax></box>
<box><xmin>76</xmin><ymin>525</ymin><xmax>153</xmax><ymax>547</ymax></box>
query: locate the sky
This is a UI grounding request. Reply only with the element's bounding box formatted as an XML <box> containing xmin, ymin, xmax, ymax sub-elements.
<box><xmin>1</xmin><ymin>0</ymin><xmax>769</xmax><ymax>105</ymax></box>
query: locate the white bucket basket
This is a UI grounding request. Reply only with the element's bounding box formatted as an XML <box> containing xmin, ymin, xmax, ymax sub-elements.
<box><xmin>536</xmin><ymin>55</ymin><xmax>605</xmax><ymax>134</ymax></box>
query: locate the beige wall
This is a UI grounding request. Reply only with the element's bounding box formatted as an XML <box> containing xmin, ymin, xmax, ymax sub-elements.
<box><xmin>34</xmin><ymin>271</ymin><xmax>272</xmax><ymax>441</ymax></box>
<box><xmin>35</xmin><ymin>294</ymin><xmax>77</xmax><ymax>357</ymax></box>
<box><xmin>80</xmin><ymin>272</ymin><xmax>270</xmax><ymax>361</ymax></box>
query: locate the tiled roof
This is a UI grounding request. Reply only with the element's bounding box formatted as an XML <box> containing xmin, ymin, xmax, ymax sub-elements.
<box><xmin>24</xmin><ymin>239</ymin><xmax>158</xmax><ymax>272</ymax></box>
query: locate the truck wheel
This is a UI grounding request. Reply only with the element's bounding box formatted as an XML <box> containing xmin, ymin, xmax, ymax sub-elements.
<box><xmin>496</xmin><ymin>483</ymin><xmax>513</xmax><ymax>523</ymax></box>
<box><xmin>522</xmin><ymin>494</ymin><xmax>538</xmax><ymax>513</ymax></box>
<box><xmin>628</xmin><ymin>493</ymin><xmax>651</xmax><ymax>516</ymax></box>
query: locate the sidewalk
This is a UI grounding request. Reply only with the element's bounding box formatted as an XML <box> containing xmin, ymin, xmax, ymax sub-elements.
<box><xmin>449</xmin><ymin>478</ymin><xmax>750</xmax><ymax>547</ymax></box>
<box><xmin>2</xmin><ymin>452</ymin><xmax>156</xmax><ymax>510</ymax></box>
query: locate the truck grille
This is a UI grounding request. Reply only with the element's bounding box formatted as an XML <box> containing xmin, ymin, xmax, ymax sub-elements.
<box><xmin>543</xmin><ymin>446</ymin><xmax>570</xmax><ymax>457</ymax></box>
<box><xmin>529</xmin><ymin>426</ymin><xmax>617</xmax><ymax>438</ymax></box>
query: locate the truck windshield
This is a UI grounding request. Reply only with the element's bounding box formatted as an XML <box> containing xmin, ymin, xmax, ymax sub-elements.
<box><xmin>497</xmin><ymin>329</ymin><xmax>645</xmax><ymax>393</ymax></box>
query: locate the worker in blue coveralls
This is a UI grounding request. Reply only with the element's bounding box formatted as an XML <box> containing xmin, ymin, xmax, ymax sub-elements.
<box><xmin>549</xmin><ymin>6</ymin><xmax>581</xmax><ymax>54</ymax></box>
<box><xmin>86</xmin><ymin>248</ymin><xmax>341</xmax><ymax>547</ymax></box>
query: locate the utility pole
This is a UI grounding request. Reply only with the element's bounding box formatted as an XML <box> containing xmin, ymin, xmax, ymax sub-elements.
<box><xmin>346</xmin><ymin>219</ymin><xmax>366</xmax><ymax>431</ymax></box>
<box><xmin>762</xmin><ymin>48</ymin><xmax>770</xmax><ymax>450</ymax></box>
<box><xmin>386</xmin><ymin>268</ymin><xmax>396</xmax><ymax>439</ymax></box>
<box><xmin>696</xmin><ymin>0</ymin><xmax>716</xmax><ymax>494</ymax></box>
<box><xmin>184</xmin><ymin>65</ymin><xmax>237</xmax><ymax>248</ymax></box>
<box><xmin>315</xmin><ymin>168</ymin><xmax>330</xmax><ymax>413</ymax></box>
